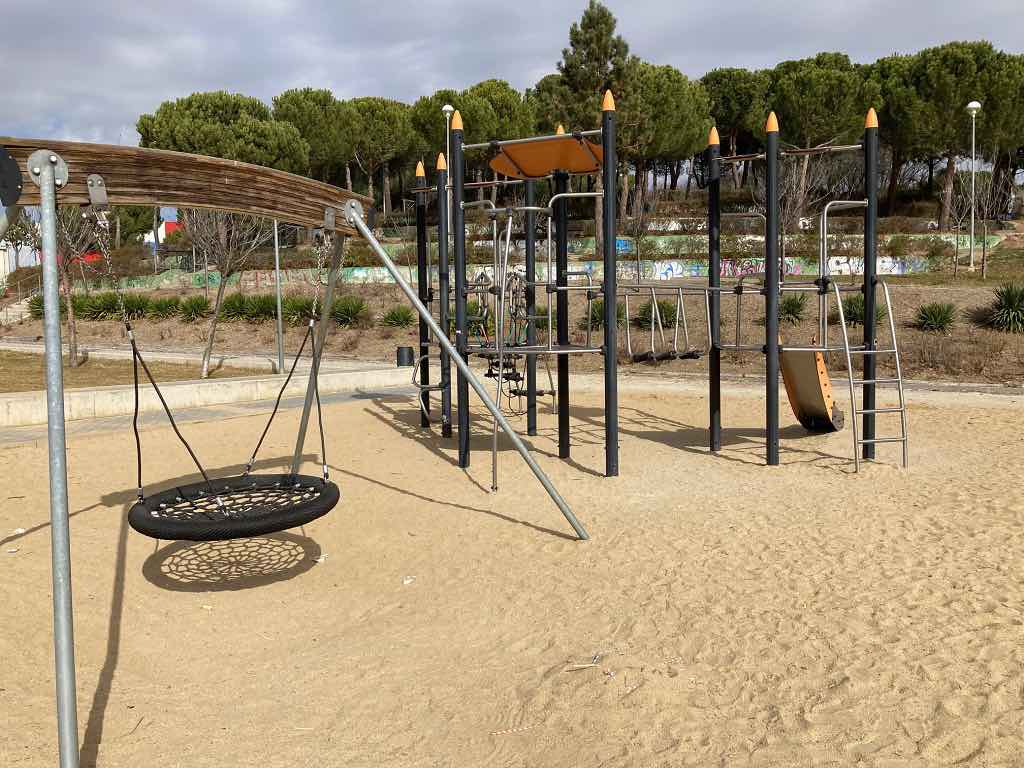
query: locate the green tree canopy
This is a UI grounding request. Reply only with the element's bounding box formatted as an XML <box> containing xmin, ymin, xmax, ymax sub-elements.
<box><xmin>768</xmin><ymin>52</ymin><xmax>879</xmax><ymax>147</ymax></box>
<box><xmin>137</xmin><ymin>91</ymin><xmax>309</xmax><ymax>173</ymax></box>
<box><xmin>634</xmin><ymin>63</ymin><xmax>712</xmax><ymax>162</ymax></box>
<box><xmin>463</xmin><ymin>79</ymin><xmax>533</xmax><ymax>140</ymax></box>
<box><xmin>272</xmin><ymin>88</ymin><xmax>360</xmax><ymax>184</ymax></box>
<box><xmin>350</xmin><ymin>97</ymin><xmax>415</xmax><ymax>207</ymax></box>
<box><xmin>701</xmin><ymin>67</ymin><xmax>769</xmax><ymax>155</ymax></box>
<box><xmin>525</xmin><ymin>74</ymin><xmax>571</xmax><ymax>134</ymax></box>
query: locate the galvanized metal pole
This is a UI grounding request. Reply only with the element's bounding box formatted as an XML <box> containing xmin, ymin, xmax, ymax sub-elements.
<box><xmin>601</xmin><ymin>92</ymin><xmax>619</xmax><ymax>477</ymax></box>
<box><xmin>451</xmin><ymin>114</ymin><xmax>470</xmax><ymax>468</ymax></box>
<box><xmin>707</xmin><ymin>129</ymin><xmax>722</xmax><ymax>453</ymax></box>
<box><xmin>525</xmin><ymin>181</ymin><xmax>538</xmax><ymax>436</ymax></box>
<box><xmin>273</xmin><ymin>220</ymin><xmax>285</xmax><ymax>374</ymax></box>
<box><xmin>764</xmin><ymin>114</ymin><xmax>781</xmax><ymax>466</ymax></box>
<box><xmin>290</xmin><ymin>234</ymin><xmax>344</xmax><ymax>476</ymax></box>
<box><xmin>554</xmin><ymin>171</ymin><xmax>570</xmax><ymax>459</ymax></box>
<box><xmin>436</xmin><ymin>156</ymin><xmax>453</xmax><ymax>437</ymax></box>
<box><xmin>862</xmin><ymin>110</ymin><xmax>880</xmax><ymax>460</ymax></box>
<box><xmin>414</xmin><ymin>164</ymin><xmax>431</xmax><ymax>426</ymax></box>
<box><xmin>970</xmin><ymin>110</ymin><xmax>976</xmax><ymax>271</ymax></box>
<box><xmin>345</xmin><ymin>200</ymin><xmax>588</xmax><ymax>540</ymax></box>
<box><xmin>29</xmin><ymin>150</ymin><xmax>81</xmax><ymax>768</ymax></box>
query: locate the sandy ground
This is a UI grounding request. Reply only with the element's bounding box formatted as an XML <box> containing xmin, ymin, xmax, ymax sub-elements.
<box><xmin>1</xmin><ymin>377</ymin><xmax>1022</xmax><ymax>767</ymax></box>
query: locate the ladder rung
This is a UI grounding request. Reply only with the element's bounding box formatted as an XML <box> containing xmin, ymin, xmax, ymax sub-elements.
<box><xmin>855</xmin><ymin>407</ymin><xmax>905</xmax><ymax>414</ymax></box>
<box><xmin>850</xmin><ymin>378</ymin><xmax>900</xmax><ymax>385</ymax></box>
<box><xmin>857</xmin><ymin>437</ymin><xmax>906</xmax><ymax>444</ymax></box>
<box><xmin>847</xmin><ymin>348</ymin><xmax>897</xmax><ymax>355</ymax></box>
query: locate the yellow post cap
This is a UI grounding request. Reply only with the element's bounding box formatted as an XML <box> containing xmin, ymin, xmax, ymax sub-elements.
<box><xmin>708</xmin><ymin>126</ymin><xmax>720</xmax><ymax>146</ymax></box>
<box><xmin>555</xmin><ymin>124</ymin><xmax>565</xmax><ymax>135</ymax></box>
<box><xmin>451</xmin><ymin>110</ymin><xmax>463</xmax><ymax>131</ymax></box>
<box><xmin>436</xmin><ymin>152</ymin><xmax>447</xmax><ymax>171</ymax></box>
<box><xmin>765</xmin><ymin>111</ymin><xmax>779</xmax><ymax>133</ymax></box>
<box><xmin>865</xmin><ymin>107</ymin><xmax>878</xmax><ymax>129</ymax></box>
<box><xmin>602</xmin><ymin>90</ymin><xmax>616</xmax><ymax>111</ymax></box>
<box><xmin>415</xmin><ymin>160</ymin><xmax>425</xmax><ymax>177</ymax></box>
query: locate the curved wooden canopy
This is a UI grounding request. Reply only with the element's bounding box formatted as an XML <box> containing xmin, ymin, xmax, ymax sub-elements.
<box><xmin>489</xmin><ymin>135</ymin><xmax>603</xmax><ymax>180</ymax></box>
<box><xmin>1</xmin><ymin>137</ymin><xmax>371</xmax><ymax>234</ymax></box>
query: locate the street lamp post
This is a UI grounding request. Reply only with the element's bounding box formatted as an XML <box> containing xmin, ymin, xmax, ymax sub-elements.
<box><xmin>967</xmin><ymin>100</ymin><xmax>981</xmax><ymax>271</ymax></box>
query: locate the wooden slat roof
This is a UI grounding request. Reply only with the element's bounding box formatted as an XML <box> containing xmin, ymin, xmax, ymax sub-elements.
<box><xmin>1</xmin><ymin>138</ymin><xmax>371</xmax><ymax>234</ymax></box>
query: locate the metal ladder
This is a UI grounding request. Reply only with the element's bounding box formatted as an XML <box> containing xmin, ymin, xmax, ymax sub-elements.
<box><xmin>833</xmin><ymin>280</ymin><xmax>909</xmax><ymax>471</ymax></box>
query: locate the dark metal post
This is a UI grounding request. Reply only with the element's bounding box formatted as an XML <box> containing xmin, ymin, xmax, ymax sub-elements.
<box><xmin>707</xmin><ymin>129</ymin><xmax>722</xmax><ymax>452</ymax></box>
<box><xmin>862</xmin><ymin>109</ymin><xmax>879</xmax><ymax>460</ymax></box>
<box><xmin>554</xmin><ymin>171</ymin><xmax>570</xmax><ymax>459</ymax></box>
<box><xmin>602</xmin><ymin>91</ymin><xmax>619</xmax><ymax>477</ymax></box>
<box><xmin>452</xmin><ymin>113</ymin><xmax>470</xmax><ymax>467</ymax></box>
<box><xmin>29</xmin><ymin>149</ymin><xmax>81</xmax><ymax>768</ymax></box>
<box><xmin>414</xmin><ymin>162</ymin><xmax>430</xmax><ymax>427</ymax></box>
<box><xmin>436</xmin><ymin>155</ymin><xmax>453</xmax><ymax>437</ymax></box>
<box><xmin>525</xmin><ymin>180</ymin><xmax>538</xmax><ymax>436</ymax></box>
<box><xmin>764</xmin><ymin>113</ymin><xmax>781</xmax><ymax>466</ymax></box>
<box><xmin>272</xmin><ymin>220</ymin><xmax>285</xmax><ymax>374</ymax></box>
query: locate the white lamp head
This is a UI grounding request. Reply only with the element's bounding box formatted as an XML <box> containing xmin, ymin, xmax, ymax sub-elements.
<box><xmin>966</xmin><ymin>100</ymin><xmax>982</xmax><ymax>116</ymax></box>
<box><xmin>442</xmin><ymin>104</ymin><xmax>454</xmax><ymax>117</ymax></box>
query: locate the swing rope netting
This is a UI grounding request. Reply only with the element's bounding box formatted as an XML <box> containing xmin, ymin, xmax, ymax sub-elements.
<box><xmin>83</xmin><ymin>209</ymin><xmax>340</xmax><ymax>541</ymax></box>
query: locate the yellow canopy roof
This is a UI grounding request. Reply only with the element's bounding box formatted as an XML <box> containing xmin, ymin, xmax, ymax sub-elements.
<box><xmin>489</xmin><ymin>135</ymin><xmax>603</xmax><ymax>180</ymax></box>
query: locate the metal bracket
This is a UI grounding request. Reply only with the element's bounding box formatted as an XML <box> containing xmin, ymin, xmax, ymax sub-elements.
<box><xmin>323</xmin><ymin>206</ymin><xmax>336</xmax><ymax>231</ymax></box>
<box><xmin>343</xmin><ymin>199</ymin><xmax>365</xmax><ymax>226</ymax></box>
<box><xmin>86</xmin><ymin>174</ymin><xmax>109</xmax><ymax>209</ymax></box>
<box><xmin>0</xmin><ymin>147</ymin><xmax>23</xmax><ymax>206</ymax></box>
<box><xmin>27</xmin><ymin>150</ymin><xmax>69</xmax><ymax>190</ymax></box>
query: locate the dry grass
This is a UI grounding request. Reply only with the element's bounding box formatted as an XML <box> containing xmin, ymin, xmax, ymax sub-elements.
<box><xmin>0</xmin><ymin>350</ymin><xmax>257</xmax><ymax>394</ymax></box>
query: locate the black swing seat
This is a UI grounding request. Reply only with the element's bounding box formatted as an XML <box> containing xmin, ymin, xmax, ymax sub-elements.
<box><xmin>128</xmin><ymin>474</ymin><xmax>340</xmax><ymax>542</ymax></box>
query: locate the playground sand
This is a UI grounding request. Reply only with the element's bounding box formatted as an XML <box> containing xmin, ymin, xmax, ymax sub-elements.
<box><xmin>2</xmin><ymin>377</ymin><xmax>1022</xmax><ymax>767</ymax></box>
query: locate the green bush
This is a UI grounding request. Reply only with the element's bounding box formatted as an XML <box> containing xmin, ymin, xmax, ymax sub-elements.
<box><xmin>243</xmin><ymin>294</ymin><xmax>278</xmax><ymax>323</ymax></box>
<box><xmin>913</xmin><ymin>302</ymin><xmax>956</xmax><ymax>333</ymax></box>
<box><xmin>465</xmin><ymin>299</ymin><xmax>494</xmax><ymax>334</ymax></box>
<box><xmin>987</xmin><ymin>283</ymin><xmax>1024</xmax><ymax>334</ymax></box>
<box><xmin>886</xmin><ymin>235</ymin><xmax>911</xmax><ymax>260</ymax></box>
<box><xmin>146</xmin><ymin>296</ymin><xmax>181</xmax><ymax>319</ymax></box>
<box><xmin>331</xmin><ymin>295</ymin><xmax>372</xmax><ymax>328</ymax></box>
<box><xmin>282</xmin><ymin>295</ymin><xmax>317</xmax><ymax>325</ymax></box>
<box><xmin>924</xmin><ymin>237</ymin><xmax>952</xmax><ymax>268</ymax></box>
<box><xmin>218</xmin><ymin>292</ymin><xmax>248</xmax><ymax>321</ymax></box>
<box><xmin>120</xmin><ymin>293</ymin><xmax>150</xmax><ymax>320</ymax></box>
<box><xmin>779</xmin><ymin>293</ymin><xmax>807</xmax><ymax>325</ymax></box>
<box><xmin>77</xmin><ymin>292</ymin><xmax>117</xmax><ymax>320</ymax></box>
<box><xmin>179</xmin><ymin>295</ymin><xmax>211</xmax><ymax>322</ymax></box>
<box><xmin>830</xmin><ymin>293</ymin><xmax>887</xmax><ymax>327</ymax></box>
<box><xmin>634</xmin><ymin>299</ymin><xmax>677</xmax><ymax>328</ymax></box>
<box><xmin>381</xmin><ymin>305</ymin><xmax>416</xmax><ymax>328</ymax></box>
<box><xmin>28</xmin><ymin>294</ymin><xmax>54</xmax><ymax>319</ymax></box>
<box><xmin>579</xmin><ymin>299</ymin><xmax>625</xmax><ymax>330</ymax></box>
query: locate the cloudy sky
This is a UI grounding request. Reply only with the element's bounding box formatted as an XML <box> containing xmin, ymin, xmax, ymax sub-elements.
<box><xmin>5</xmin><ymin>0</ymin><xmax>1021</xmax><ymax>144</ymax></box>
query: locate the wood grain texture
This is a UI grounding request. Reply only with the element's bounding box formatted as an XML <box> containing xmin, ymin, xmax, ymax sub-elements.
<box><xmin>1</xmin><ymin>138</ymin><xmax>371</xmax><ymax>234</ymax></box>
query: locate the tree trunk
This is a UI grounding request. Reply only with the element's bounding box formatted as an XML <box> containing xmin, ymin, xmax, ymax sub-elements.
<box><xmin>345</xmin><ymin>163</ymin><xmax>353</xmax><ymax>191</ymax></box>
<box><xmin>58</xmin><ymin>261</ymin><xmax>80</xmax><ymax>368</ymax></box>
<box><xmin>115</xmin><ymin>214</ymin><xmax>122</xmax><ymax>250</ymax></box>
<box><xmin>491</xmin><ymin>169</ymin><xmax>498</xmax><ymax>203</ymax></box>
<box><xmin>730</xmin><ymin>133</ymin><xmax>741</xmax><ymax>188</ymax></box>
<box><xmin>201</xmin><ymin>275</ymin><xmax>229</xmax><ymax>379</ymax></box>
<box><xmin>796</xmin><ymin>154</ymin><xmax>810</xmax><ymax>222</ymax></box>
<box><xmin>632</xmin><ymin>159</ymin><xmax>644</xmax><ymax>218</ymax></box>
<box><xmin>619</xmin><ymin>162</ymin><xmax>630</xmax><ymax>223</ymax></box>
<box><xmin>886</xmin><ymin>151</ymin><xmax>904</xmax><ymax>216</ymax></box>
<box><xmin>740</xmin><ymin>159</ymin><xmax>750</xmax><ymax>188</ymax></box>
<box><xmin>684</xmin><ymin>166</ymin><xmax>693</xmax><ymax>199</ymax></box>
<box><xmin>939</xmin><ymin>154</ymin><xmax>956</xmax><ymax>231</ymax></box>
<box><xmin>669</xmin><ymin>160</ymin><xmax>681</xmax><ymax>190</ymax></box>
<box><xmin>594</xmin><ymin>175</ymin><xmax>604</xmax><ymax>258</ymax></box>
<box><xmin>382</xmin><ymin>161</ymin><xmax>391</xmax><ymax>218</ymax></box>
<box><xmin>982</xmin><ymin>219</ymin><xmax>988</xmax><ymax>279</ymax></box>
<box><xmin>927</xmin><ymin>157</ymin><xmax>935</xmax><ymax>194</ymax></box>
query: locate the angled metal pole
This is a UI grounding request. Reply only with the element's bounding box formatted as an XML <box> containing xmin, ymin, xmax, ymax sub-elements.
<box><xmin>602</xmin><ymin>92</ymin><xmax>619</xmax><ymax>477</ymax></box>
<box><xmin>525</xmin><ymin>180</ymin><xmax>538</xmax><ymax>436</ymax></box>
<box><xmin>764</xmin><ymin>114</ymin><xmax>781</xmax><ymax>466</ymax></box>
<box><xmin>273</xmin><ymin>220</ymin><xmax>285</xmax><ymax>374</ymax></box>
<box><xmin>29</xmin><ymin>150</ymin><xmax>81</xmax><ymax>768</ymax></box>
<box><xmin>344</xmin><ymin>200</ymin><xmax>588</xmax><ymax>540</ymax></box>
<box><xmin>436</xmin><ymin>155</ymin><xmax>453</xmax><ymax>437</ymax></box>
<box><xmin>290</xmin><ymin>230</ymin><xmax>344</xmax><ymax>476</ymax></box>
<box><xmin>707</xmin><ymin>128</ymin><xmax>722</xmax><ymax>452</ymax></box>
